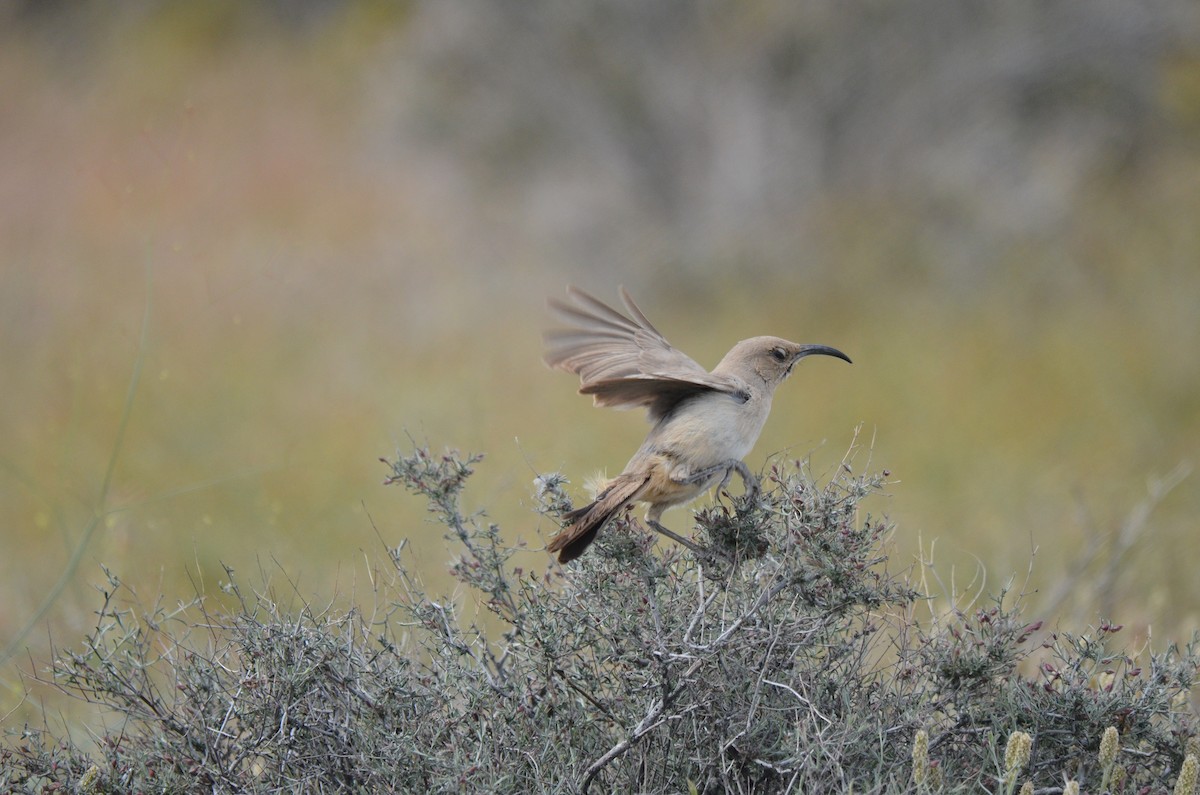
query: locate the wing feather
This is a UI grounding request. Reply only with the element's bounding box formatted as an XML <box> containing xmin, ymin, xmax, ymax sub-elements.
<box><xmin>544</xmin><ymin>287</ymin><xmax>745</xmax><ymax>420</ymax></box>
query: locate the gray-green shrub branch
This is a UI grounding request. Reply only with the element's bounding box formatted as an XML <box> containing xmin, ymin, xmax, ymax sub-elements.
<box><xmin>4</xmin><ymin>443</ymin><xmax>1197</xmax><ymax>794</ymax></box>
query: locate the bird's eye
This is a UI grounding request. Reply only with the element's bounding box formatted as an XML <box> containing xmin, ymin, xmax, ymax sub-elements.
<box><xmin>770</xmin><ymin>348</ymin><xmax>787</xmax><ymax>362</ymax></box>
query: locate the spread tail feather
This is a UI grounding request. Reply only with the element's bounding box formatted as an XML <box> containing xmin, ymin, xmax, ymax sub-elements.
<box><xmin>547</xmin><ymin>471</ymin><xmax>649</xmax><ymax>563</ymax></box>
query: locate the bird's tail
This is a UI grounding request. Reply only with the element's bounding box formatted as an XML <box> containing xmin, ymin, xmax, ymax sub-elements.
<box><xmin>547</xmin><ymin>471</ymin><xmax>649</xmax><ymax>563</ymax></box>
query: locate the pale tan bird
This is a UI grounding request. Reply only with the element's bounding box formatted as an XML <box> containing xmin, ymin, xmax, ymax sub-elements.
<box><xmin>544</xmin><ymin>286</ymin><xmax>850</xmax><ymax>563</ymax></box>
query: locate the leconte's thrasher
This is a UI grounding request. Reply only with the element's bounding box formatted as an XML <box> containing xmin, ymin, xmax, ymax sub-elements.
<box><xmin>544</xmin><ymin>286</ymin><xmax>850</xmax><ymax>563</ymax></box>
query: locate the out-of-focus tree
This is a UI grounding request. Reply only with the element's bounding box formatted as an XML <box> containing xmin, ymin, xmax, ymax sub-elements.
<box><xmin>372</xmin><ymin>0</ymin><xmax>1200</xmax><ymax>273</ymax></box>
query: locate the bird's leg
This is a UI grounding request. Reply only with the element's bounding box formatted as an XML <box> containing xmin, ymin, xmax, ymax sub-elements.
<box><xmin>715</xmin><ymin>468</ymin><xmax>734</xmax><ymax>498</ymax></box>
<box><xmin>731</xmin><ymin>460</ymin><xmax>760</xmax><ymax>502</ymax></box>
<box><xmin>644</xmin><ymin>518</ymin><xmax>711</xmax><ymax>557</ymax></box>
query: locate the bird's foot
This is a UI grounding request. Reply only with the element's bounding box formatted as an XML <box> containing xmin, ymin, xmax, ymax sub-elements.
<box><xmin>706</xmin><ymin>460</ymin><xmax>760</xmax><ymax>504</ymax></box>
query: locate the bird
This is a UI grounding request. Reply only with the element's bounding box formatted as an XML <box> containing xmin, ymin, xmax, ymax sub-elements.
<box><xmin>543</xmin><ymin>286</ymin><xmax>850</xmax><ymax>563</ymax></box>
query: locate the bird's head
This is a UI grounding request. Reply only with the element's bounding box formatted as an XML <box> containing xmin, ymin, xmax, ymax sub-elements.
<box><xmin>721</xmin><ymin>336</ymin><xmax>852</xmax><ymax>389</ymax></box>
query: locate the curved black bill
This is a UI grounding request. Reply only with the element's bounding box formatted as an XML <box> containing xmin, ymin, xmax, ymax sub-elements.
<box><xmin>796</xmin><ymin>344</ymin><xmax>852</xmax><ymax>364</ymax></box>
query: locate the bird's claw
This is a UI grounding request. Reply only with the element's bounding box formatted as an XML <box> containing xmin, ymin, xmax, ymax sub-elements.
<box><xmin>728</xmin><ymin>461</ymin><xmax>760</xmax><ymax>505</ymax></box>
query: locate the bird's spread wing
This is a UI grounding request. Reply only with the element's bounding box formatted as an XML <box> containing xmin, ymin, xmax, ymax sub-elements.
<box><xmin>544</xmin><ymin>287</ymin><xmax>746</xmax><ymax>420</ymax></box>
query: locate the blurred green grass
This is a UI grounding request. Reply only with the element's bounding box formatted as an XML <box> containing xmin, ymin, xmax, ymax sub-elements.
<box><xmin>2</xmin><ymin>5</ymin><xmax>1198</xmax><ymax>732</ymax></box>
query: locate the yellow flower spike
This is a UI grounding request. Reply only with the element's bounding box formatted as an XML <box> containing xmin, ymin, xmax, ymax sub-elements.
<box><xmin>1005</xmin><ymin>731</ymin><xmax>1033</xmax><ymax>773</ymax></box>
<box><xmin>78</xmin><ymin>766</ymin><xmax>102</xmax><ymax>794</ymax></box>
<box><xmin>1063</xmin><ymin>781</ymin><xmax>1080</xmax><ymax>795</ymax></box>
<box><xmin>1018</xmin><ymin>782</ymin><xmax>1034</xmax><ymax>795</ymax></box>
<box><xmin>1002</xmin><ymin>731</ymin><xmax>1033</xmax><ymax>795</ymax></box>
<box><xmin>1099</xmin><ymin>725</ymin><xmax>1119</xmax><ymax>767</ymax></box>
<box><xmin>1100</xmin><ymin>725</ymin><xmax>1120</xmax><ymax>790</ymax></box>
<box><xmin>928</xmin><ymin>761</ymin><xmax>944</xmax><ymax>792</ymax></box>
<box><xmin>912</xmin><ymin>729</ymin><xmax>930</xmax><ymax>790</ymax></box>
<box><xmin>1176</xmin><ymin>753</ymin><xmax>1199</xmax><ymax>795</ymax></box>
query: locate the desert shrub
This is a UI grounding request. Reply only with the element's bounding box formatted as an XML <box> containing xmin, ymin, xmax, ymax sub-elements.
<box><xmin>3</xmin><ymin>445</ymin><xmax>1197</xmax><ymax>793</ymax></box>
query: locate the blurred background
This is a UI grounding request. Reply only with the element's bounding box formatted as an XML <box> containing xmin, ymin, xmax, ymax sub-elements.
<box><xmin>2</xmin><ymin>1</ymin><xmax>1198</xmax><ymax>729</ymax></box>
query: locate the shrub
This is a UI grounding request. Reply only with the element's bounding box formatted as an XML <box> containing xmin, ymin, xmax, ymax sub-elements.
<box><xmin>4</xmin><ymin>445</ymin><xmax>1197</xmax><ymax>793</ymax></box>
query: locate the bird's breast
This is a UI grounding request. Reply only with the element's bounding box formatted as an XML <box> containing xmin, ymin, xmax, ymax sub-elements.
<box><xmin>639</xmin><ymin>392</ymin><xmax>771</xmax><ymax>472</ymax></box>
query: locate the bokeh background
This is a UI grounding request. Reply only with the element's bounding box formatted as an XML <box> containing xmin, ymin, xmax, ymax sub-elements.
<box><xmin>3</xmin><ymin>1</ymin><xmax>1199</xmax><ymax>730</ymax></box>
